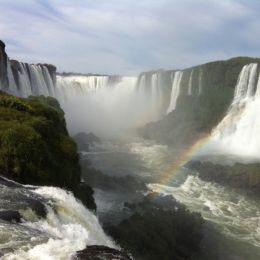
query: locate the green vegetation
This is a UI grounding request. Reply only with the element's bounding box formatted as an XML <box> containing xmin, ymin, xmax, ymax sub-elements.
<box><xmin>0</xmin><ymin>91</ymin><xmax>96</xmax><ymax>210</ymax></box>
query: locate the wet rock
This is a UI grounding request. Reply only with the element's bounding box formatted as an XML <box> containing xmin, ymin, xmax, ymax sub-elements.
<box><xmin>72</xmin><ymin>245</ymin><xmax>131</xmax><ymax>260</ymax></box>
<box><xmin>0</xmin><ymin>210</ymin><xmax>22</xmax><ymax>223</ymax></box>
<box><xmin>0</xmin><ymin>40</ymin><xmax>8</xmax><ymax>89</ymax></box>
<box><xmin>26</xmin><ymin>198</ymin><xmax>47</xmax><ymax>218</ymax></box>
<box><xmin>0</xmin><ymin>176</ymin><xmax>23</xmax><ymax>188</ymax></box>
<box><xmin>187</xmin><ymin>160</ymin><xmax>260</xmax><ymax>195</ymax></box>
<box><xmin>73</xmin><ymin>182</ymin><xmax>97</xmax><ymax>212</ymax></box>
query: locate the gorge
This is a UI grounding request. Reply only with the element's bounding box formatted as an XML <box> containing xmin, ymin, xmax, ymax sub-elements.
<box><xmin>1</xmin><ymin>38</ymin><xmax>260</xmax><ymax>259</ymax></box>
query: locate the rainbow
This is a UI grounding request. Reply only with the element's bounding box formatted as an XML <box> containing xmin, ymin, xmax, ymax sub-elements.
<box><xmin>153</xmin><ymin>132</ymin><xmax>212</xmax><ymax>189</ymax></box>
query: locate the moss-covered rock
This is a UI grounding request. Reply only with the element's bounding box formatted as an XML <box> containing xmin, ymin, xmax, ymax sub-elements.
<box><xmin>0</xmin><ymin>91</ymin><xmax>96</xmax><ymax>210</ymax></box>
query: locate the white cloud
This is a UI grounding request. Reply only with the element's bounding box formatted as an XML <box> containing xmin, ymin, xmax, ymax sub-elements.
<box><xmin>0</xmin><ymin>0</ymin><xmax>259</xmax><ymax>74</ymax></box>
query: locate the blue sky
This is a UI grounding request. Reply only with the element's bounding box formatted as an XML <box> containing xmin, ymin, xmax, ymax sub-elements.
<box><xmin>1</xmin><ymin>0</ymin><xmax>260</xmax><ymax>74</ymax></box>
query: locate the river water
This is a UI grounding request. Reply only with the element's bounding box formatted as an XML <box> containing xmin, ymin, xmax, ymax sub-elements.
<box><xmin>82</xmin><ymin>139</ymin><xmax>260</xmax><ymax>260</ymax></box>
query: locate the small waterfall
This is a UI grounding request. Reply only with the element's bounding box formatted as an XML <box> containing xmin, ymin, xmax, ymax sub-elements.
<box><xmin>198</xmin><ymin>69</ymin><xmax>203</xmax><ymax>95</ymax></box>
<box><xmin>188</xmin><ymin>70</ymin><xmax>193</xmax><ymax>95</ymax></box>
<box><xmin>6</xmin><ymin>59</ymin><xmax>19</xmax><ymax>95</ymax></box>
<box><xmin>202</xmin><ymin>63</ymin><xmax>260</xmax><ymax>158</ymax></box>
<box><xmin>167</xmin><ymin>71</ymin><xmax>183</xmax><ymax>113</ymax></box>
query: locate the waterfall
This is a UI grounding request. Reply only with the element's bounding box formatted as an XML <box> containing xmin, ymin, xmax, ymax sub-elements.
<box><xmin>56</xmin><ymin>72</ymin><xmax>171</xmax><ymax>136</ymax></box>
<box><xmin>56</xmin><ymin>75</ymin><xmax>110</xmax><ymax>101</ymax></box>
<box><xmin>198</xmin><ymin>69</ymin><xmax>203</xmax><ymax>95</ymax></box>
<box><xmin>188</xmin><ymin>70</ymin><xmax>193</xmax><ymax>95</ymax></box>
<box><xmin>6</xmin><ymin>59</ymin><xmax>19</xmax><ymax>95</ymax></box>
<box><xmin>4</xmin><ymin>61</ymin><xmax>56</xmax><ymax>98</ymax></box>
<box><xmin>167</xmin><ymin>71</ymin><xmax>183</xmax><ymax>113</ymax></box>
<box><xmin>201</xmin><ymin>63</ymin><xmax>260</xmax><ymax>159</ymax></box>
<box><xmin>1</xmin><ymin>184</ymin><xmax>115</xmax><ymax>259</ymax></box>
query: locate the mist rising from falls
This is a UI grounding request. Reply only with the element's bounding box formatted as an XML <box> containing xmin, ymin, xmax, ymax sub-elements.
<box><xmin>2</xmin><ymin>57</ymin><xmax>214</xmax><ymax>139</ymax></box>
<box><xmin>201</xmin><ymin>63</ymin><xmax>260</xmax><ymax>159</ymax></box>
<box><xmin>56</xmin><ymin>72</ymin><xmax>169</xmax><ymax>137</ymax></box>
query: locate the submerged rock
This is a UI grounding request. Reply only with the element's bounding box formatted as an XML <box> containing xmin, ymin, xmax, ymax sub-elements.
<box><xmin>73</xmin><ymin>245</ymin><xmax>131</xmax><ymax>260</ymax></box>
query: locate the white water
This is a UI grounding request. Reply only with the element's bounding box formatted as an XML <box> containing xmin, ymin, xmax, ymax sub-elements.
<box><xmin>56</xmin><ymin>73</ymin><xmax>166</xmax><ymax>137</ymax></box>
<box><xmin>167</xmin><ymin>71</ymin><xmax>183</xmax><ymax>113</ymax></box>
<box><xmin>3</xmin><ymin>62</ymin><xmax>56</xmax><ymax>98</ymax></box>
<box><xmin>149</xmin><ymin>174</ymin><xmax>260</xmax><ymax>249</ymax></box>
<box><xmin>2</xmin><ymin>186</ymin><xmax>115</xmax><ymax>260</ymax></box>
<box><xmin>200</xmin><ymin>63</ymin><xmax>260</xmax><ymax>159</ymax></box>
<box><xmin>82</xmin><ymin>140</ymin><xmax>260</xmax><ymax>257</ymax></box>
<box><xmin>188</xmin><ymin>70</ymin><xmax>193</xmax><ymax>95</ymax></box>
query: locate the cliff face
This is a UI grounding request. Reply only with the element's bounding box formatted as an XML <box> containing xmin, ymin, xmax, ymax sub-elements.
<box><xmin>0</xmin><ymin>40</ymin><xmax>8</xmax><ymax>89</ymax></box>
<box><xmin>139</xmin><ymin>57</ymin><xmax>260</xmax><ymax>149</ymax></box>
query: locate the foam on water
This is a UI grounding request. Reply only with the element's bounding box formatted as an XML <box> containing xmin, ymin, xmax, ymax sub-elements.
<box><xmin>3</xmin><ymin>187</ymin><xmax>115</xmax><ymax>260</ymax></box>
<box><xmin>149</xmin><ymin>175</ymin><xmax>260</xmax><ymax>248</ymax></box>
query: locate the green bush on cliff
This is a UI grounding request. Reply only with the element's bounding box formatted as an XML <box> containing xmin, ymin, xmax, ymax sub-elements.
<box><xmin>0</xmin><ymin>91</ymin><xmax>80</xmax><ymax>189</ymax></box>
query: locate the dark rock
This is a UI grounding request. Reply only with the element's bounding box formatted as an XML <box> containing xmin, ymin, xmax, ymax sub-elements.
<box><xmin>106</xmin><ymin>193</ymin><xmax>204</xmax><ymax>260</ymax></box>
<box><xmin>74</xmin><ymin>132</ymin><xmax>100</xmax><ymax>151</ymax></box>
<box><xmin>73</xmin><ymin>182</ymin><xmax>97</xmax><ymax>211</ymax></box>
<box><xmin>187</xmin><ymin>160</ymin><xmax>260</xmax><ymax>195</ymax></box>
<box><xmin>81</xmin><ymin>166</ymin><xmax>146</xmax><ymax>193</ymax></box>
<box><xmin>0</xmin><ymin>176</ymin><xmax>23</xmax><ymax>188</ymax></box>
<box><xmin>0</xmin><ymin>40</ymin><xmax>8</xmax><ymax>89</ymax></box>
<box><xmin>26</xmin><ymin>199</ymin><xmax>47</xmax><ymax>218</ymax></box>
<box><xmin>0</xmin><ymin>210</ymin><xmax>22</xmax><ymax>223</ymax></box>
<box><xmin>72</xmin><ymin>245</ymin><xmax>131</xmax><ymax>260</ymax></box>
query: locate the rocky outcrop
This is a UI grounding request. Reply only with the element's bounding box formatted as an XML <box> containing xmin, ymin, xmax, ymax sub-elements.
<box><xmin>187</xmin><ymin>160</ymin><xmax>260</xmax><ymax>196</ymax></box>
<box><xmin>0</xmin><ymin>40</ymin><xmax>8</xmax><ymax>89</ymax></box>
<box><xmin>106</xmin><ymin>193</ymin><xmax>204</xmax><ymax>260</ymax></box>
<box><xmin>74</xmin><ymin>132</ymin><xmax>100</xmax><ymax>151</ymax></box>
<box><xmin>72</xmin><ymin>245</ymin><xmax>131</xmax><ymax>260</ymax></box>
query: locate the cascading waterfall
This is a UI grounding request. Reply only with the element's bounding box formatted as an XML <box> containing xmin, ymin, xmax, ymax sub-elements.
<box><xmin>201</xmin><ymin>63</ymin><xmax>260</xmax><ymax>159</ymax></box>
<box><xmin>167</xmin><ymin>71</ymin><xmax>183</xmax><ymax>113</ymax></box>
<box><xmin>2</xmin><ymin>61</ymin><xmax>56</xmax><ymax>98</ymax></box>
<box><xmin>1</xmin><ymin>184</ymin><xmax>115</xmax><ymax>259</ymax></box>
<box><xmin>56</xmin><ymin>75</ymin><xmax>110</xmax><ymax>101</ymax></box>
